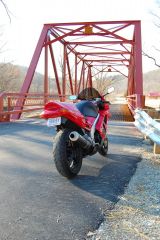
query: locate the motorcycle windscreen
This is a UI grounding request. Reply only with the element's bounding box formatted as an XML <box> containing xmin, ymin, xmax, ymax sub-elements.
<box><xmin>77</xmin><ymin>87</ymin><xmax>101</xmax><ymax>100</ymax></box>
<box><xmin>76</xmin><ymin>100</ymin><xmax>98</xmax><ymax>118</ymax></box>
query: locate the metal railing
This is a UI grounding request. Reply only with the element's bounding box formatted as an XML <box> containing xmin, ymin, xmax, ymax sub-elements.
<box><xmin>126</xmin><ymin>94</ymin><xmax>145</xmax><ymax>114</ymax></box>
<box><xmin>0</xmin><ymin>92</ymin><xmax>61</xmax><ymax>122</ymax></box>
<box><xmin>134</xmin><ymin>108</ymin><xmax>160</xmax><ymax>154</ymax></box>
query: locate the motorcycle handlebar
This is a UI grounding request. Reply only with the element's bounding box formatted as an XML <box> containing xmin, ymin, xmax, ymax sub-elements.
<box><xmin>96</xmin><ymin>98</ymin><xmax>110</xmax><ymax>104</ymax></box>
<box><xmin>103</xmin><ymin>100</ymin><xmax>111</xmax><ymax>104</ymax></box>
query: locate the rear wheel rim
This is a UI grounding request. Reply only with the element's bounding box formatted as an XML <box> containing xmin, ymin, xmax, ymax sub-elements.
<box><xmin>100</xmin><ymin>137</ymin><xmax>108</xmax><ymax>154</ymax></box>
<box><xmin>66</xmin><ymin>140</ymin><xmax>81</xmax><ymax>173</ymax></box>
<box><xmin>103</xmin><ymin>139</ymin><xmax>108</xmax><ymax>150</ymax></box>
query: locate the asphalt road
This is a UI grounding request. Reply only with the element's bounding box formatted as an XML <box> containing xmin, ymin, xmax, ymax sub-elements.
<box><xmin>0</xmin><ymin>119</ymin><xmax>142</xmax><ymax>240</ymax></box>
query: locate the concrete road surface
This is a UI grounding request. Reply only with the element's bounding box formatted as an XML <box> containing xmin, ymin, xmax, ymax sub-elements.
<box><xmin>0</xmin><ymin>119</ymin><xmax>142</xmax><ymax>240</ymax></box>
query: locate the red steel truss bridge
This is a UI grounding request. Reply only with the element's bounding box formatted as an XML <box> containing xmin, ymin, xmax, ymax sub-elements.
<box><xmin>0</xmin><ymin>20</ymin><xmax>145</xmax><ymax>122</ymax></box>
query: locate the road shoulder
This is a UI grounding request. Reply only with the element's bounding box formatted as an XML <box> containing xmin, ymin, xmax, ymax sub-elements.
<box><xmin>88</xmin><ymin>139</ymin><xmax>160</xmax><ymax>240</ymax></box>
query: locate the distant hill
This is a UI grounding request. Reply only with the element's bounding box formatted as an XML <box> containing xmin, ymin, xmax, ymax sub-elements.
<box><xmin>14</xmin><ymin>65</ymin><xmax>47</xmax><ymax>92</ymax></box>
<box><xmin>108</xmin><ymin>69</ymin><xmax>160</xmax><ymax>96</ymax></box>
<box><xmin>0</xmin><ymin>64</ymin><xmax>57</xmax><ymax>93</ymax></box>
<box><xmin>143</xmin><ymin>69</ymin><xmax>160</xmax><ymax>94</ymax></box>
<box><xmin>16</xmin><ymin>65</ymin><xmax>58</xmax><ymax>93</ymax></box>
<box><xmin>1</xmin><ymin>63</ymin><xmax>159</xmax><ymax>95</ymax></box>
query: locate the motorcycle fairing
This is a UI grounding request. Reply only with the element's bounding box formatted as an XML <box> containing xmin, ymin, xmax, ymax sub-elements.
<box><xmin>86</xmin><ymin>113</ymin><xmax>107</xmax><ymax>139</ymax></box>
<box><xmin>40</xmin><ymin>101</ymin><xmax>86</xmax><ymax>128</ymax></box>
<box><xmin>96</xmin><ymin>114</ymin><xmax>107</xmax><ymax>139</ymax></box>
<box><xmin>96</xmin><ymin>109</ymin><xmax>109</xmax><ymax>139</ymax></box>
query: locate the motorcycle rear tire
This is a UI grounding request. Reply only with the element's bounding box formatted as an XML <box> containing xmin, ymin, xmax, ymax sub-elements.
<box><xmin>53</xmin><ymin>129</ymin><xmax>82</xmax><ymax>179</ymax></box>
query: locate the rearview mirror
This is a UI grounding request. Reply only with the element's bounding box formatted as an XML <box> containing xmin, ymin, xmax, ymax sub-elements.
<box><xmin>68</xmin><ymin>95</ymin><xmax>77</xmax><ymax>100</ymax></box>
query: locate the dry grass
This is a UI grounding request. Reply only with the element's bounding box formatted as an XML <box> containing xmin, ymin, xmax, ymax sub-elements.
<box><xmin>105</xmin><ymin>205</ymin><xmax>160</xmax><ymax>240</ymax></box>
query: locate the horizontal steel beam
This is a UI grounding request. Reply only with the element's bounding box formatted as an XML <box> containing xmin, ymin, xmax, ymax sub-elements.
<box><xmin>44</xmin><ymin>20</ymin><xmax>140</xmax><ymax>27</ymax></box>
<box><xmin>77</xmin><ymin>51</ymin><xmax>131</xmax><ymax>55</ymax></box>
<box><xmin>67</xmin><ymin>40</ymin><xmax>133</xmax><ymax>45</ymax></box>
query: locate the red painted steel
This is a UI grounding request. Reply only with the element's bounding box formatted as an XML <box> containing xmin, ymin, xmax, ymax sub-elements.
<box><xmin>49</xmin><ymin>44</ymin><xmax>62</xmax><ymax>98</ymax></box>
<box><xmin>0</xmin><ymin>92</ymin><xmax>4</xmax><ymax>112</ymax></box>
<box><xmin>66</xmin><ymin>53</ymin><xmax>74</xmax><ymax>95</ymax></box>
<box><xmin>0</xmin><ymin>92</ymin><xmax>62</xmax><ymax>122</ymax></box>
<box><xmin>74</xmin><ymin>54</ymin><xmax>78</xmax><ymax>95</ymax></box>
<box><xmin>3</xmin><ymin>20</ymin><xmax>143</xmax><ymax>121</ymax></box>
<box><xmin>41</xmin><ymin>101</ymin><xmax>87</xmax><ymax>128</ymax></box>
<box><xmin>134</xmin><ymin>22</ymin><xmax>143</xmax><ymax>96</ymax></box>
<box><xmin>44</xmin><ymin>40</ymin><xmax>49</xmax><ymax>104</ymax></box>
<box><xmin>12</xmin><ymin>26</ymin><xmax>49</xmax><ymax>119</ymax></box>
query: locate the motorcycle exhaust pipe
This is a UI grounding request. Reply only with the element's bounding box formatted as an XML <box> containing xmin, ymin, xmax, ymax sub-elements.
<box><xmin>69</xmin><ymin>131</ymin><xmax>92</xmax><ymax>150</ymax></box>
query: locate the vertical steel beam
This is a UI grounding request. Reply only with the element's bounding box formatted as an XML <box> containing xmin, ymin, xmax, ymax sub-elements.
<box><xmin>134</xmin><ymin>21</ymin><xmax>143</xmax><ymax>107</ymax></box>
<box><xmin>127</xmin><ymin>50</ymin><xmax>135</xmax><ymax>96</ymax></box>
<box><xmin>49</xmin><ymin>44</ymin><xmax>62</xmax><ymax>100</ymax></box>
<box><xmin>75</xmin><ymin>54</ymin><xmax>78</xmax><ymax>95</ymax></box>
<box><xmin>86</xmin><ymin>67</ymin><xmax>89</xmax><ymax>88</ymax></box>
<box><xmin>21</xmin><ymin>25</ymin><xmax>49</xmax><ymax>93</ymax></box>
<box><xmin>82</xmin><ymin>65</ymin><xmax>85</xmax><ymax>90</ymax></box>
<box><xmin>0</xmin><ymin>92</ymin><xmax>4</xmax><ymax>113</ymax></box>
<box><xmin>66</xmin><ymin>53</ymin><xmax>74</xmax><ymax>95</ymax></box>
<box><xmin>78</xmin><ymin>61</ymin><xmax>85</xmax><ymax>94</ymax></box>
<box><xmin>88</xmin><ymin>66</ymin><xmax>93</xmax><ymax>88</ymax></box>
<box><xmin>12</xmin><ymin>25</ymin><xmax>49</xmax><ymax>119</ymax></box>
<box><xmin>0</xmin><ymin>92</ymin><xmax>4</xmax><ymax>121</ymax></box>
<box><xmin>44</xmin><ymin>40</ymin><xmax>49</xmax><ymax>104</ymax></box>
<box><xmin>62</xmin><ymin>44</ymin><xmax>67</xmax><ymax>101</ymax></box>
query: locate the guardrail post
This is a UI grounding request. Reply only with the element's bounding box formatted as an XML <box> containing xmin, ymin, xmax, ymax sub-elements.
<box><xmin>0</xmin><ymin>93</ymin><xmax>5</xmax><ymax>122</ymax></box>
<box><xmin>0</xmin><ymin>92</ymin><xmax>10</xmax><ymax>122</ymax></box>
<box><xmin>0</xmin><ymin>93</ymin><xmax>3</xmax><ymax>112</ymax></box>
<box><xmin>8</xmin><ymin>97</ymin><xmax>12</xmax><ymax>112</ymax></box>
<box><xmin>136</xmin><ymin>94</ymin><xmax>145</xmax><ymax>108</ymax></box>
<box><xmin>0</xmin><ymin>92</ymin><xmax>4</xmax><ymax>122</ymax></box>
<box><xmin>154</xmin><ymin>143</ymin><xmax>160</xmax><ymax>154</ymax></box>
<box><xmin>141</xmin><ymin>95</ymin><xmax>145</xmax><ymax>108</ymax></box>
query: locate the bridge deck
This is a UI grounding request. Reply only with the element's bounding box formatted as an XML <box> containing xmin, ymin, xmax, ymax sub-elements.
<box><xmin>110</xmin><ymin>104</ymin><xmax>134</xmax><ymax>122</ymax></box>
<box><xmin>20</xmin><ymin>103</ymin><xmax>134</xmax><ymax>122</ymax></box>
<box><xmin>0</xmin><ymin>118</ymin><xmax>142</xmax><ymax>240</ymax></box>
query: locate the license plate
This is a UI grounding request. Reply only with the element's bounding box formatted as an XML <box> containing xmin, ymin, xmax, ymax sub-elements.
<box><xmin>47</xmin><ymin>117</ymin><xmax>61</xmax><ymax>127</ymax></box>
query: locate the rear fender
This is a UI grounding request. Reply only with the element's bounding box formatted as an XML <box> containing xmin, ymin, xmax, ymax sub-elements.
<box><xmin>40</xmin><ymin>101</ymin><xmax>87</xmax><ymax>129</ymax></box>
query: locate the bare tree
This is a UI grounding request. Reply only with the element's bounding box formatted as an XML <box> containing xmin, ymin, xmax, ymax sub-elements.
<box><xmin>0</xmin><ymin>63</ymin><xmax>21</xmax><ymax>92</ymax></box>
<box><xmin>142</xmin><ymin>51</ymin><xmax>160</xmax><ymax>68</ymax></box>
<box><xmin>0</xmin><ymin>0</ymin><xmax>11</xmax><ymax>22</ymax></box>
<box><xmin>143</xmin><ymin>2</ymin><xmax>160</xmax><ymax>68</ymax></box>
<box><xmin>92</xmin><ymin>67</ymin><xmax>116</xmax><ymax>94</ymax></box>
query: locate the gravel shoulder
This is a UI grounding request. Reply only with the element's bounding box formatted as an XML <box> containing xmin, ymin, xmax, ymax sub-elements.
<box><xmin>88</xmin><ymin>139</ymin><xmax>160</xmax><ymax>240</ymax></box>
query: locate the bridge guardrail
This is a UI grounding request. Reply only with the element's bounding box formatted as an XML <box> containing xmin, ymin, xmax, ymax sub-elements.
<box><xmin>0</xmin><ymin>92</ymin><xmax>57</xmax><ymax>122</ymax></box>
<box><xmin>126</xmin><ymin>94</ymin><xmax>145</xmax><ymax>114</ymax></box>
<box><xmin>0</xmin><ymin>92</ymin><xmax>73</xmax><ymax>122</ymax></box>
<box><xmin>134</xmin><ymin>108</ymin><xmax>160</xmax><ymax>154</ymax></box>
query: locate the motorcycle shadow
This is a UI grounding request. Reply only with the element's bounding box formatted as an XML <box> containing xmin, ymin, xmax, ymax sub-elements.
<box><xmin>70</xmin><ymin>153</ymin><xmax>141</xmax><ymax>203</ymax></box>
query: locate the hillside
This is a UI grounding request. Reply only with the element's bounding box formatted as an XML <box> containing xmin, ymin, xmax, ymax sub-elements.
<box><xmin>0</xmin><ymin>63</ymin><xmax>159</xmax><ymax>95</ymax></box>
<box><xmin>109</xmin><ymin>68</ymin><xmax>160</xmax><ymax>96</ymax></box>
<box><xmin>0</xmin><ymin>63</ymin><xmax>56</xmax><ymax>93</ymax></box>
<box><xmin>143</xmin><ymin>69</ymin><xmax>160</xmax><ymax>94</ymax></box>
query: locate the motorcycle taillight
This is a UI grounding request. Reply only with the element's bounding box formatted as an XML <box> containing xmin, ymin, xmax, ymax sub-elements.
<box><xmin>44</xmin><ymin>102</ymin><xmax>60</xmax><ymax>111</ymax></box>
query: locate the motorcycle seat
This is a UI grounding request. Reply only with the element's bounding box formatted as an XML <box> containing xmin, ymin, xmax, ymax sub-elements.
<box><xmin>76</xmin><ymin>100</ymin><xmax>98</xmax><ymax>118</ymax></box>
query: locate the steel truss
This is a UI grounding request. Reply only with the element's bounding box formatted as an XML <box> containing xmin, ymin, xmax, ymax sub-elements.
<box><xmin>13</xmin><ymin>20</ymin><xmax>143</xmax><ymax>119</ymax></box>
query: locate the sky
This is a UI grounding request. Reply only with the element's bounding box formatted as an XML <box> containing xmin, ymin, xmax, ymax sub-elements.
<box><xmin>0</xmin><ymin>0</ymin><xmax>160</xmax><ymax>74</ymax></box>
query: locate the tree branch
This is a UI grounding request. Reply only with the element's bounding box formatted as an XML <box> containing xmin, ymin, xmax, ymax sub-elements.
<box><xmin>142</xmin><ymin>50</ymin><xmax>160</xmax><ymax>68</ymax></box>
<box><xmin>0</xmin><ymin>0</ymin><xmax>11</xmax><ymax>22</ymax></box>
<box><xmin>153</xmin><ymin>46</ymin><xmax>160</xmax><ymax>52</ymax></box>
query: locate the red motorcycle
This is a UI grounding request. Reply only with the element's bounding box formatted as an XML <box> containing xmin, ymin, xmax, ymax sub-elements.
<box><xmin>40</xmin><ymin>87</ymin><xmax>114</xmax><ymax>178</ymax></box>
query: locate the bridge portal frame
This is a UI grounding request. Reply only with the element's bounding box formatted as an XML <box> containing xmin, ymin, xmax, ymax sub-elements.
<box><xmin>12</xmin><ymin>20</ymin><xmax>143</xmax><ymax>119</ymax></box>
